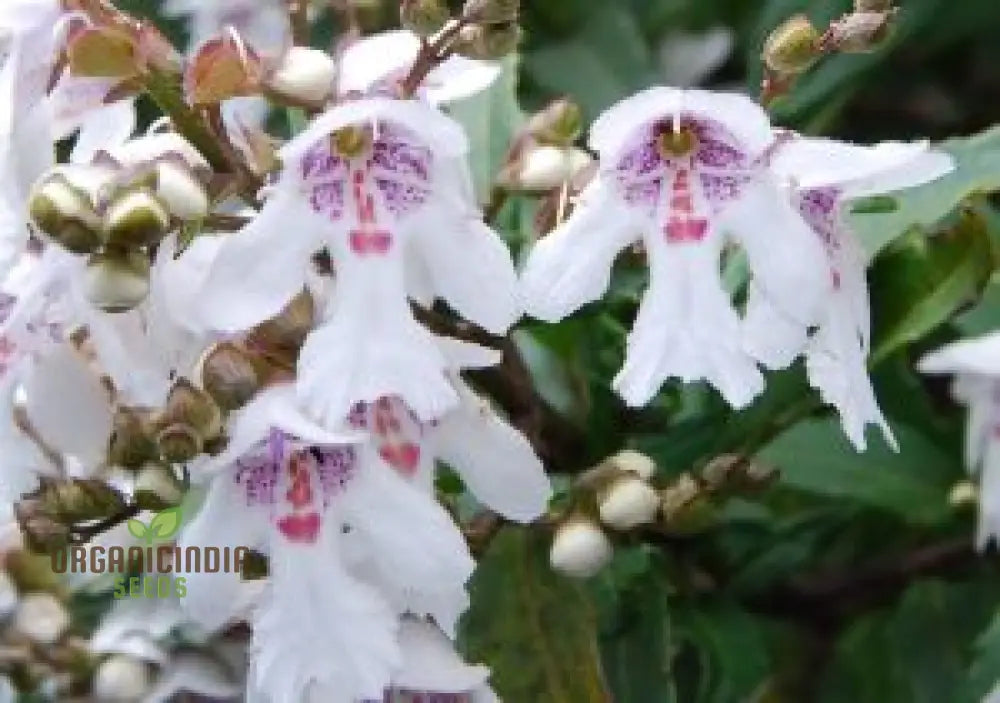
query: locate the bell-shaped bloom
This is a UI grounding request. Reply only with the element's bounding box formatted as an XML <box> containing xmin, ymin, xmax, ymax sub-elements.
<box><xmin>196</xmin><ymin>98</ymin><xmax>520</xmax><ymax>426</ymax></box>
<box><xmin>920</xmin><ymin>333</ymin><xmax>1000</xmax><ymax>549</ymax></box>
<box><xmin>752</xmin><ymin>137</ymin><xmax>954</xmax><ymax>450</ymax></box>
<box><xmin>178</xmin><ymin>384</ymin><xmax>475</xmax><ymax>703</ymax></box>
<box><xmin>520</xmin><ymin>87</ymin><xmax>831</xmax><ymax>408</ymax></box>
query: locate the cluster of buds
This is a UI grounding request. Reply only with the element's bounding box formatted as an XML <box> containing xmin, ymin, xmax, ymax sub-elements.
<box><xmin>762</xmin><ymin>0</ymin><xmax>897</xmax><ymax>102</ymax></box>
<box><xmin>28</xmin><ymin>150</ymin><xmax>211</xmax><ymax>313</ymax></box>
<box><xmin>498</xmin><ymin>99</ymin><xmax>593</xmax><ymax>195</ymax></box>
<box><xmin>549</xmin><ymin>451</ymin><xmax>779</xmax><ymax>579</ymax></box>
<box><xmin>400</xmin><ymin>0</ymin><xmax>522</xmax><ymax>62</ymax></box>
<box><xmin>186</xmin><ymin>30</ymin><xmax>337</xmax><ymax>109</ymax></box>
<box><xmin>14</xmin><ymin>479</ymin><xmax>126</xmax><ymax>553</ymax></box>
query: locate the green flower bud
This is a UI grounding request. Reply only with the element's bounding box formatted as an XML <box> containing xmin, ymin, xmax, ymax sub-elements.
<box><xmin>660</xmin><ymin>473</ymin><xmax>715</xmax><ymax>535</ymax></box>
<box><xmin>528</xmin><ymin>98</ymin><xmax>584</xmax><ymax>147</ymax></box>
<box><xmin>247</xmin><ymin>289</ymin><xmax>316</xmax><ymax>357</ymax></box>
<box><xmin>401</xmin><ymin>0</ymin><xmax>450</xmax><ymax>38</ymax></box>
<box><xmin>453</xmin><ymin>22</ymin><xmax>521</xmax><ymax>60</ymax></box>
<box><xmin>160</xmin><ymin>379</ymin><xmax>223</xmax><ymax>441</ymax></box>
<box><xmin>823</xmin><ymin>10</ymin><xmax>894</xmax><ymax>54</ymax></box>
<box><xmin>102</xmin><ymin>188</ymin><xmax>171</xmax><ymax>248</ymax></box>
<box><xmin>28</xmin><ymin>176</ymin><xmax>102</xmax><ymax>254</ymax></box>
<box><xmin>108</xmin><ymin>407</ymin><xmax>158</xmax><ymax>470</ymax></box>
<box><xmin>84</xmin><ymin>249</ymin><xmax>151</xmax><ymax>313</ymax></box>
<box><xmin>763</xmin><ymin>14</ymin><xmax>821</xmax><ymax>75</ymax></box>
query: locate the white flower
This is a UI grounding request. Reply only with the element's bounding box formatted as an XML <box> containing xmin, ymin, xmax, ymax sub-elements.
<box><xmin>178</xmin><ymin>384</ymin><xmax>474</xmax><ymax>702</ymax></box>
<box><xmin>920</xmin><ymin>332</ymin><xmax>1000</xmax><ymax>549</ymax></box>
<box><xmin>754</xmin><ymin>136</ymin><xmax>954</xmax><ymax>451</ymax></box>
<box><xmin>195</xmin><ymin>97</ymin><xmax>520</xmax><ymax>426</ymax></box>
<box><xmin>520</xmin><ymin>87</ymin><xmax>831</xmax><ymax>409</ymax></box>
<box><xmin>339</xmin><ymin>29</ymin><xmax>501</xmax><ymax>106</ymax></box>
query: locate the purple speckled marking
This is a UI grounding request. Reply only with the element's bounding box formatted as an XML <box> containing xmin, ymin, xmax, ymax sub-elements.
<box><xmin>613</xmin><ymin>114</ymin><xmax>758</xmax><ymax>219</ymax></box>
<box><xmin>797</xmin><ymin>187</ymin><xmax>842</xmax><ymax>252</ymax></box>
<box><xmin>234</xmin><ymin>431</ymin><xmax>357</xmax><ymax>509</ymax></box>
<box><xmin>299</xmin><ymin>122</ymin><xmax>432</xmax><ymax>224</ymax></box>
<box><xmin>361</xmin><ymin>692</ymin><xmax>473</xmax><ymax>703</ymax></box>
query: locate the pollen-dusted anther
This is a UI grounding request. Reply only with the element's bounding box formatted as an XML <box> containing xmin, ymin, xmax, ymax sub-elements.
<box><xmin>657</xmin><ymin>126</ymin><xmax>699</xmax><ymax>158</ymax></box>
<box><xmin>401</xmin><ymin>0</ymin><xmax>450</xmax><ymax>38</ymax></box>
<box><xmin>331</xmin><ymin>126</ymin><xmax>372</xmax><ymax>160</ymax></box>
<box><xmin>102</xmin><ymin>188</ymin><xmax>171</xmax><ymax>248</ymax></box>
<box><xmin>762</xmin><ymin>14</ymin><xmax>821</xmax><ymax>75</ymax></box>
<box><xmin>28</xmin><ymin>176</ymin><xmax>102</xmax><ymax>254</ymax></box>
<box><xmin>83</xmin><ymin>249</ymin><xmax>151</xmax><ymax>313</ymax></box>
<box><xmin>266</xmin><ymin>47</ymin><xmax>338</xmax><ymax>106</ymax></box>
<box><xmin>200</xmin><ymin>342</ymin><xmax>262</xmax><ymax>411</ymax></box>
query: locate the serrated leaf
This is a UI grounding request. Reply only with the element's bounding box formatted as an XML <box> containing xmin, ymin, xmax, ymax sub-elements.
<box><xmin>127</xmin><ymin>518</ymin><xmax>149</xmax><ymax>541</ymax></box>
<box><xmin>148</xmin><ymin>506</ymin><xmax>183</xmax><ymax>541</ymax></box>
<box><xmin>460</xmin><ymin>527</ymin><xmax>610</xmax><ymax>703</ymax></box>
<box><xmin>869</xmin><ymin>208</ymin><xmax>996</xmax><ymax>364</ymax></box>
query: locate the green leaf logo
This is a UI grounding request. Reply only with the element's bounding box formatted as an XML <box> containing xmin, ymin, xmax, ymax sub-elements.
<box><xmin>127</xmin><ymin>507</ymin><xmax>184</xmax><ymax>544</ymax></box>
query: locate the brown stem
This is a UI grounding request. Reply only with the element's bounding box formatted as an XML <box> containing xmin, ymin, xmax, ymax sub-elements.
<box><xmin>287</xmin><ymin>0</ymin><xmax>310</xmax><ymax>46</ymax></box>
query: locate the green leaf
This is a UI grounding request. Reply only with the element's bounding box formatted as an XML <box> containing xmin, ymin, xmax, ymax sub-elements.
<box><xmin>126</xmin><ymin>518</ymin><xmax>149</xmax><ymax>541</ymax></box>
<box><xmin>869</xmin><ymin>208</ymin><xmax>996</xmax><ymax>365</ymax></box>
<box><xmin>853</xmin><ymin>127</ymin><xmax>1000</xmax><ymax>259</ymax></box>
<box><xmin>821</xmin><ymin>580</ymin><xmax>994</xmax><ymax>703</ymax></box>
<box><xmin>594</xmin><ymin>549</ymin><xmax>677</xmax><ymax>703</ymax></box>
<box><xmin>460</xmin><ymin>527</ymin><xmax>610</xmax><ymax>703</ymax></box>
<box><xmin>965</xmin><ymin>610</ymin><xmax>1000</xmax><ymax>700</ymax></box>
<box><xmin>759</xmin><ymin>418</ymin><xmax>959</xmax><ymax>524</ymax></box>
<box><xmin>148</xmin><ymin>506</ymin><xmax>183</xmax><ymax>541</ymax></box>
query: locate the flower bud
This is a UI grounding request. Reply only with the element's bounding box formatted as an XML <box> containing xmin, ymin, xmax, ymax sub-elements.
<box><xmin>661</xmin><ymin>474</ymin><xmax>714</xmax><ymax>535</ymax></box>
<box><xmin>29</xmin><ymin>177</ymin><xmax>101</xmax><ymax>254</ymax></box>
<box><xmin>949</xmin><ymin>480</ymin><xmax>978</xmax><ymax>509</ymax></box>
<box><xmin>507</xmin><ymin>146</ymin><xmax>593</xmax><ymax>193</ymax></box>
<box><xmin>84</xmin><ymin>249</ymin><xmax>151</xmax><ymax>313</ymax></box>
<box><xmin>598</xmin><ymin>475</ymin><xmax>659</xmax><ymax>530</ymax></box>
<box><xmin>108</xmin><ymin>407</ymin><xmax>158</xmax><ymax>470</ymax></box>
<box><xmin>156</xmin><ymin>422</ymin><xmax>203</xmax><ymax>464</ymax></box>
<box><xmin>401</xmin><ymin>0</ymin><xmax>450</xmax><ymax>38</ymax></box>
<box><xmin>823</xmin><ymin>11</ymin><xmax>894</xmax><ymax>53</ymax></box>
<box><xmin>549</xmin><ymin>517</ymin><xmax>611</xmax><ymax>579</ymax></box>
<box><xmin>763</xmin><ymin>14</ymin><xmax>821</xmax><ymax>75</ymax></box>
<box><xmin>93</xmin><ymin>656</ymin><xmax>151</xmax><ymax>702</ymax></box>
<box><xmin>18</xmin><ymin>515</ymin><xmax>71</xmax><ymax>555</ymax></box>
<box><xmin>200</xmin><ymin>342</ymin><xmax>261</xmax><ymax>410</ymax></box>
<box><xmin>66</xmin><ymin>25</ymin><xmax>140</xmax><ymax>79</ymax></box>
<box><xmin>160</xmin><ymin>379</ymin><xmax>223</xmax><ymax>441</ymax></box>
<box><xmin>247</xmin><ymin>290</ymin><xmax>316</xmax><ymax>356</ymax></box>
<box><xmin>267</xmin><ymin>47</ymin><xmax>337</xmax><ymax>105</ymax></box>
<box><xmin>454</xmin><ymin>22</ymin><xmax>521</xmax><ymax>60</ymax></box>
<box><xmin>134</xmin><ymin>463</ymin><xmax>184</xmax><ymax>511</ymax></box>
<box><xmin>14</xmin><ymin>593</ymin><xmax>69</xmax><ymax>644</ymax></box>
<box><xmin>102</xmin><ymin>189</ymin><xmax>171</xmax><ymax>248</ymax></box>
<box><xmin>607</xmin><ymin>450</ymin><xmax>656</xmax><ymax>482</ymax></box>
<box><xmin>528</xmin><ymin>99</ymin><xmax>583</xmax><ymax>147</ymax></box>
<box><xmin>464</xmin><ymin>0</ymin><xmax>519</xmax><ymax>23</ymax></box>
<box><xmin>185</xmin><ymin>31</ymin><xmax>262</xmax><ymax>106</ymax></box>
<box><xmin>154</xmin><ymin>161</ymin><xmax>209</xmax><ymax>220</ymax></box>
<box><xmin>0</xmin><ymin>570</ymin><xmax>15</xmax><ymax>618</ymax></box>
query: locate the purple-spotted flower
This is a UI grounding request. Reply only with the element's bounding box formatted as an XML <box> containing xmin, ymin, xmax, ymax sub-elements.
<box><xmin>196</xmin><ymin>98</ymin><xmax>520</xmax><ymax>427</ymax></box>
<box><xmin>920</xmin><ymin>333</ymin><xmax>1000</xmax><ymax>549</ymax></box>
<box><xmin>178</xmin><ymin>384</ymin><xmax>475</xmax><ymax>703</ymax></box>
<box><xmin>520</xmin><ymin>87</ymin><xmax>831</xmax><ymax>408</ymax></box>
<box><xmin>751</xmin><ymin>137</ymin><xmax>954</xmax><ymax>450</ymax></box>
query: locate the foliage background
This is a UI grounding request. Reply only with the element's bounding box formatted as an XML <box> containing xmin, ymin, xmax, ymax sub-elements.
<box><xmin>112</xmin><ymin>0</ymin><xmax>1000</xmax><ymax>700</ymax></box>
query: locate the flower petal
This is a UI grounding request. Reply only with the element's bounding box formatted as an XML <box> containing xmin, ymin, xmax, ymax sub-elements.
<box><xmin>520</xmin><ymin>180</ymin><xmax>640</xmax><ymax>322</ymax></box>
<box><xmin>433</xmin><ymin>379</ymin><xmax>551</xmax><ymax>522</ymax></box>
<box><xmin>393</xmin><ymin>619</ymin><xmax>490</xmax><ymax>693</ymax></box>
<box><xmin>919</xmin><ymin>332</ymin><xmax>1000</xmax><ymax>377</ymax></box>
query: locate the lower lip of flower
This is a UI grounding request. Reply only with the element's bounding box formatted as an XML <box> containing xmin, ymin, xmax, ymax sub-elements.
<box><xmin>277</xmin><ymin>512</ymin><xmax>322</xmax><ymax>543</ymax></box>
